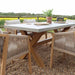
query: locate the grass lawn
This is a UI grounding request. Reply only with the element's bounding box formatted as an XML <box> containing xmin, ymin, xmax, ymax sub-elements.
<box><xmin>48</xmin><ymin>30</ymin><xmax>54</xmax><ymax>33</ymax></box>
<box><xmin>1</xmin><ymin>28</ymin><xmax>5</xmax><ymax>31</ymax></box>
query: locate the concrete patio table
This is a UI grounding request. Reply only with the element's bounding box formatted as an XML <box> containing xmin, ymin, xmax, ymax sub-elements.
<box><xmin>4</xmin><ymin>22</ymin><xmax>75</xmax><ymax>71</ymax></box>
<box><xmin>4</xmin><ymin>23</ymin><xmax>75</xmax><ymax>32</ymax></box>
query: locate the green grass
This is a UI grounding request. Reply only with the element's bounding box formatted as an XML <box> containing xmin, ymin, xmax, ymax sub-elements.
<box><xmin>1</xmin><ymin>28</ymin><xmax>5</xmax><ymax>31</ymax></box>
<box><xmin>48</xmin><ymin>30</ymin><xmax>54</xmax><ymax>33</ymax></box>
<box><xmin>0</xmin><ymin>20</ymin><xmax>5</xmax><ymax>27</ymax></box>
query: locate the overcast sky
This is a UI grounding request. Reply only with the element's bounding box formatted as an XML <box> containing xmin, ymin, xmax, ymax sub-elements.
<box><xmin>0</xmin><ymin>0</ymin><xmax>75</xmax><ymax>15</ymax></box>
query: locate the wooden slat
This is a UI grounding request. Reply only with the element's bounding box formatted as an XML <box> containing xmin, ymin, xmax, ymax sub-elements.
<box><xmin>19</xmin><ymin>51</ymin><xmax>29</xmax><ymax>59</ymax></box>
<box><xmin>54</xmin><ymin>47</ymin><xmax>75</xmax><ymax>56</ymax></box>
<box><xmin>0</xmin><ymin>34</ymin><xmax>7</xmax><ymax>37</ymax></box>
<box><xmin>54</xmin><ymin>27</ymin><xmax>70</xmax><ymax>33</ymax></box>
<box><xmin>34</xmin><ymin>37</ymin><xmax>52</xmax><ymax>47</ymax></box>
<box><xmin>62</xmin><ymin>27</ymin><xmax>70</xmax><ymax>32</ymax></box>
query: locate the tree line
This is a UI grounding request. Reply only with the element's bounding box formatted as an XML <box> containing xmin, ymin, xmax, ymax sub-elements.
<box><xmin>0</xmin><ymin>12</ymin><xmax>75</xmax><ymax>19</ymax></box>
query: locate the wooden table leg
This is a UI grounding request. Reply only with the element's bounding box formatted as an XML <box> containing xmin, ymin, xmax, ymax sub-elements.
<box><xmin>20</xmin><ymin>30</ymin><xmax>27</xmax><ymax>35</ymax></box>
<box><xmin>20</xmin><ymin>31</ymin><xmax>46</xmax><ymax>68</ymax></box>
<box><xmin>30</xmin><ymin>46</ymin><xmax>45</xmax><ymax>68</ymax></box>
<box><xmin>30</xmin><ymin>32</ymin><xmax>45</xmax><ymax>68</ymax></box>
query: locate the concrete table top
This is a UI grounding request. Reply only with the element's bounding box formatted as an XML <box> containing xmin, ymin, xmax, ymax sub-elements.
<box><xmin>4</xmin><ymin>23</ymin><xmax>75</xmax><ymax>32</ymax></box>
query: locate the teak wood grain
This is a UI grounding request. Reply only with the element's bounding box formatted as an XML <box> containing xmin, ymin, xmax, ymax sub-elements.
<box><xmin>0</xmin><ymin>35</ymin><xmax>9</xmax><ymax>75</ymax></box>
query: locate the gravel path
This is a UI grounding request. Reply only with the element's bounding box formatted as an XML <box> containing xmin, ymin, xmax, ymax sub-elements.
<box><xmin>6</xmin><ymin>33</ymin><xmax>75</xmax><ymax>75</ymax></box>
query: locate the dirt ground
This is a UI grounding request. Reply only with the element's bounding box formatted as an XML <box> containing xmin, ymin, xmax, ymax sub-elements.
<box><xmin>6</xmin><ymin>33</ymin><xmax>75</xmax><ymax>75</ymax></box>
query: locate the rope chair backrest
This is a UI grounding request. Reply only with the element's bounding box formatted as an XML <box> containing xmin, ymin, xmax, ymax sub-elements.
<box><xmin>5</xmin><ymin>19</ymin><xmax>20</xmax><ymax>25</ymax></box>
<box><xmin>23</xmin><ymin>19</ymin><xmax>36</xmax><ymax>23</ymax></box>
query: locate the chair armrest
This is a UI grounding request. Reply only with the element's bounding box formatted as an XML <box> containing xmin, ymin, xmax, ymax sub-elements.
<box><xmin>54</xmin><ymin>31</ymin><xmax>74</xmax><ymax>37</ymax></box>
<box><xmin>9</xmin><ymin>34</ymin><xmax>28</xmax><ymax>38</ymax></box>
<box><xmin>8</xmin><ymin>34</ymin><xmax>29</xmax><ymax>43</ymax></box>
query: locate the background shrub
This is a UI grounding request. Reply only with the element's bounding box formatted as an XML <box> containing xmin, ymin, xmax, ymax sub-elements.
<box><xmin>20</xmin><ymin>19</ymin><xmax>24</xmax><ymax>23</ymax></box>
<box><xmin>0</xmin><ymin>20</ymin><xmax>5</xmax><ymax>27</ymax></box>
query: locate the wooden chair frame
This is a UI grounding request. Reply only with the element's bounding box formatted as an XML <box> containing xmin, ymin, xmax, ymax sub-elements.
<box><xmin>50</xmin><ymin>31</ymin><xmax>75</xmax><ymax>68</ymax></box>
<box><xmin>0</xmin><ymin>34</ymin><xmax>32</xmax><ymax>75</ymax></box>
<box><xmin>0</xmin><ymin>34</ymin><xmax>9</xmax><ymax>75</ymax></box>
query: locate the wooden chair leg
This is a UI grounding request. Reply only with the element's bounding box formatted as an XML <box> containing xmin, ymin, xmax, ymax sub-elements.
<box><xmin>28</xmin><ymin>52</ymin><xmax>32</xmax><ymax>74</ymax></box>
<box><xmin>1</xmin><ymin>36</ymin><xmax>9</xmax><ymax>75</ymax></box>
<box><xmin>50</xmin><ymin>34</ymin><xmax>54</xmax><ymax>69</ymax></box>
<box><xmin>50</xmin><ymin>46</ymin><xmax>54</xmax><ymax>69</ymax></box>
<box><xmin>28</xmin><ymin>37</ymin><xmax>32</xmax><ymax>74</ymax></box>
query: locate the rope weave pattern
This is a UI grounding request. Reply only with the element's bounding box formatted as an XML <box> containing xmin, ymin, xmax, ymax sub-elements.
<box><xmin>54</xmin><ymin>32</ymin><xmax>75</xmax><ymax>53</ymax></box>
<box><xmin>0</xmin><ymin>34</ymin><xmax>29</xmax><ymax>59</ymax></box>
